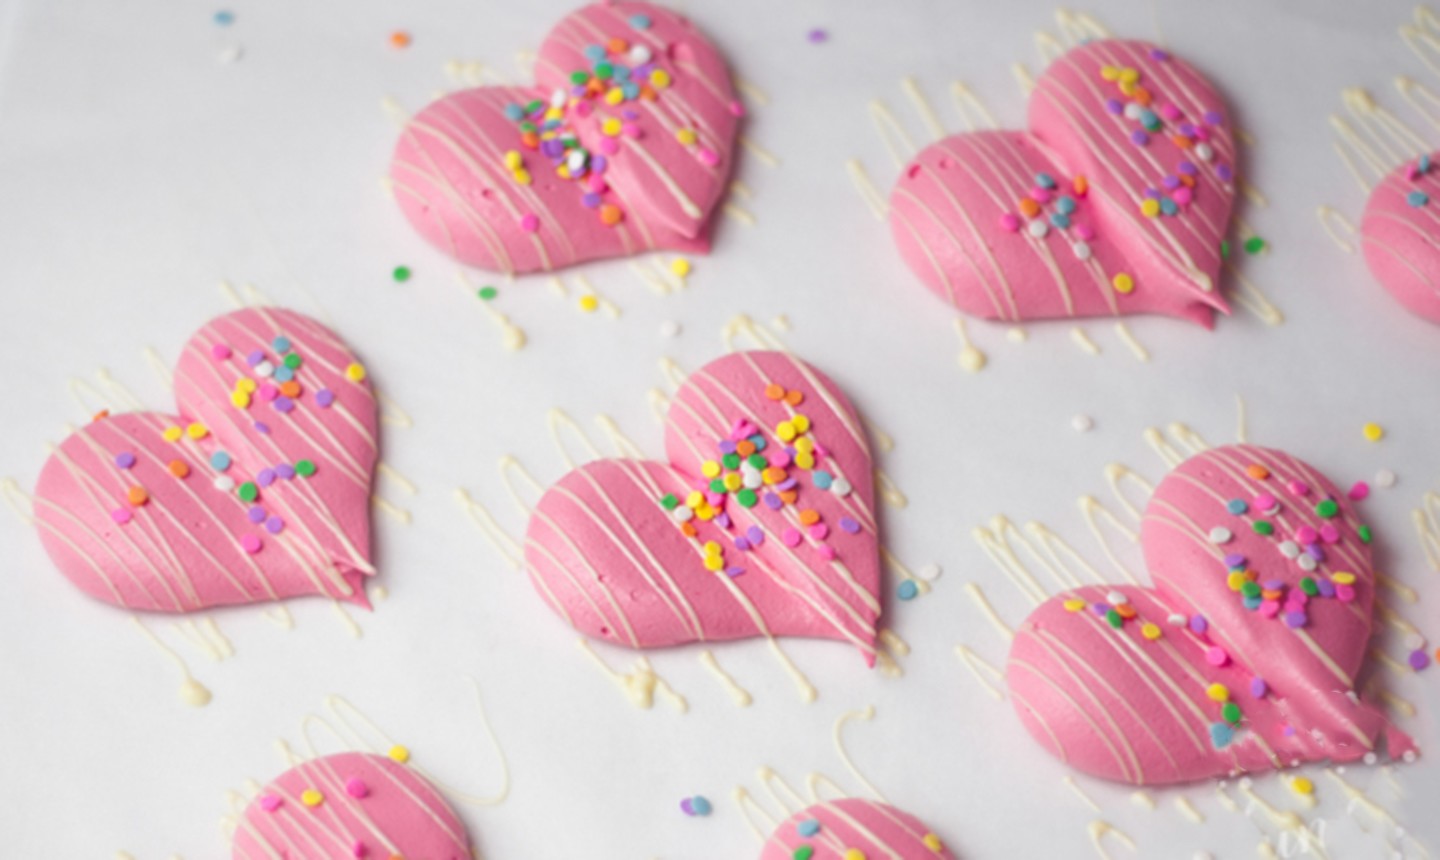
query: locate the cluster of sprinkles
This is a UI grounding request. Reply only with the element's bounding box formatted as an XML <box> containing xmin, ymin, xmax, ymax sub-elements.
<box><xmin>784</xmin><ymin>814</ymin><xmax>944</xmax><ymax>859</ymax></box>
<box><xmin>1065</xmin><ymin>458</ymin><xmax>1378</xmax><ymax>750</ymax></box>
<box><xmin>998</xmin><ymin>170</ymin><xmax>1102</xmax><ymax>263</ymax></box>
<box><xmin>678</xmin><ymin>794</ymin><xmax>712</xmax><ymax>816</ymax></box>
<box><xmin>1405</xmin><ymin>154</ymin><xmax>1432</xmax><ymax>207</ymax></box>
<box><xmin>656</xmin><ymin>382</ymin><xmax>861</xmax><ymax>579</ymax></box>
<box><xmin>106</xmin><ymin>331</ymin><xmax>366</xmax><ymax>558</ymax></box>
<box><xmin>496</xmin><ymin>13</ymin><xmax>735</xmax><ymax>233</ymax></box>
<box><xmin>255</xmin><ymin>745</ymin><xmax>412</xmax><ymax>859</ymax></box>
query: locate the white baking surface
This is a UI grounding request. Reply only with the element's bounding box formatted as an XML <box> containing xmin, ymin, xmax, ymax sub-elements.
<box><xmin>1</xmin><ymin>0</ymin><xmax>1437</xmax><ymax>857</ymax></box>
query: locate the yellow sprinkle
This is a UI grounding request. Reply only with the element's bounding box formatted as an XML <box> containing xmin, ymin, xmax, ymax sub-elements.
<box><xmin>703</xmin><ymin>554</ymin><xmax>724</xmax><ymax>571</ymax></box>
<box><xmin>790</xmin><ymin>414</ymin><xmax>811</xmax><ymax>434</ymax></box>
<box><xmin>301</xmin><ymin>789</ymin><xmax>324</xmax><ymax>807</ymax></box>
<box><xmin>1291</xmin><ymin>776</ymin><xmax>1315</xmax><ymax>796</ymax></box>
<box><xmin>670</xmin><ymin>258</ymin><xmax>691</xmax><ymax>278</ymax></box>
<box><xmin>1206</xmin><ymin>683</ymin><xmax>1230</xmax><ymax>702</ymax></box>
<box><xmin>1332</xmin><ymin>572</ymin><xmax>1356</xmax><ymax>585</ymax></box>
<box><xmin>676</xmin><ymin>128</ymin><xmax>698</xmax><ymax>145</ymax></box>
<box><xmin>345</xmin><ymin>362</ymin><xmax>366</xmax><ymax>382</ymax></box>
<box><xmin>604</xmin><ymin>87</ymin><xmax>624</xmax><ymax>106</ymax></box>
<box><xmin>513</xmin><ymin>168</ymin><xmax>532</xmax><ymax>186</ymax></box>
<box><xmin>237</xmin><ymin>377</ymin><xmax>257</xmax><ymax>393</ymax></box>
<box><xmin>162</xmin><ymin>426</ymin><xmax>183</xmax><ymax>443</ymax></box>
<box><xmin>544</xmin><ymin>107</ymin><xmax>563</xmax><ymax>121</ymax></box>
<box><xmin>1118</xmin><ymin>67</ymin><xmax>1140</xmax><ymax>85</ymax></box>
<box><xmin>696</xmin><ymin>505</ymin><xmax>716</xmax><ymax>521</ymax></box>
<box><xmin>387</xmin><ymin>744</ymin><xmax>410</xmax><ymax>763</ymax></box>
<box><xmin>230</xmin><ymin>391</ymin><xmax>251</xmax><ymax>409</ymax></box>
<box><xmin>555</xmin><ymin>164</ymin><xmax>571</xmax><ymax>180</ymax></box>
<box><xmin>1140</xmin><ymin>622</ymin><xmax>1162</xmax><ymax>640</ymax></box>
<box><xmin>579</xmin><ymin>295</ymin><xmax>599</xmax><ymax>312</ymax></box>
<box><xmin>1063</xmin><ymin>599</ymin><xmax>1086</xmax><ymax>612</ymax></box>
<box><xmin>843</xmin><ymin>850</ymin><xmax>867</xmax><ymax>860</ymax></box>
<box><xmin>1226</xmin><ymin>571</ymin><xmax>1248</xmax><ymax>591</ymax></box>
<box><xmin>794</xmin><ymin>451</ymin><xmax>815</xmax><ymax>470</ymax></box>
<box><xmin>503</xmin><ymin>150</ymin><xmax>522</xmax><ymax>170</ymax></box>
<box><xmin>1140</xmin><ymin>198</ymin><xmax>1161</xmax><ymax>218</ymax></box>
<box><xmin>923</xmin><ymin>833</ymin><xmax>944</xmax><ymax>852</ymax></box>
<box><xmin>601</xmin><ymin>117</ymin><xmax>623</xmax><ymax>137</ymax></box>
<box><xmin>685</xmin><ymin>491</ymin><xmax>704</xmax><ymax>508</ymax></box>
<box><xmin>1100</xmin><ymin>65</ymin><xmax>1120</xmax><ymax>81</ymax></box>
<box><xmin>701</xmin><ymin>460</ymin><xmax>721</xmax><ymax>478</ymax></box>
<box><xmin>186</xmin><ymin>422</ymin><xmax>208</xmax><ymax>440</ymax></box>
<box><xmin>703</xmin><ymin>540</ymin><xmax>722</xmax><ymax>556</ymax></box>
<box><xmin>1362</xmin><ymin>422</ymin><xmax>1384</xmax><ymax>442</ymax></box>
<box><xmin>776</xmin><ymin>421</ymin><xmax>796</xmax><ymax>442</ymax></box>
<box><xmin>1112</xmin><ymin>273</ymin><xmax>1135</xmax><ymax>294</ymax></box>
<box><xmin>1119</xmin><ymin>79</ymin><xmax>1137</xmax><ymax>97</ymax></box>
<box><xmin>794</xmin><ymin>437</ymin><xmax>815</xmax><ymax>455</ymax></box>
<box><xmin>722</xmin><ymin>473</ymin><xmax>742</xmax><ymax>492</ymax></box>
<box><xmin>650</xmin><ymin>69</ymin><xmax>671</xmax><ymax>88</ymax></box>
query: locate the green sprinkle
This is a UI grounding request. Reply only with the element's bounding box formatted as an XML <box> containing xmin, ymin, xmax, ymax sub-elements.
<box><xmin>295</xmin><ymin>459</ymin><xmax>317</xmax><ymax>478</ymax></box>
<box><xmin>524</xmin><ymin>100</ymin><xmax>543</xmax><ymax>113</ymax></box>
<box><xmin>659</xmin><ymin>493</ymin><xmax>678</xmax><ymax>511</ymax></box>
<box><xmin>392</xmin><ymin>265</ymin><xmax>411</xmax><ymax>283</ymax></box>
<box><xmin>708</xmin><ymin>478</ymin><xmax>725</xmax><ymax>494</ymax></box>
<box><xmin>736</xmin><ymin>489</ymin><xmax>758</xmax><ymax>508</ymax></box>
<box><xmin>1300</xmin><ymin>577</ymin><xmax>1319</xmax><ymax>596</ymax></box>
<box><xmin>1106</xmin><ymin>609</ymin><xmax>1123</xmax><ymax>629</ymax></box>
<box><xmin>1220</xmin><ymin>239</ymin><xmax>1230</xmax><ymax>258</ymax></box>
<box><xmin>283</xmin><ymin>353</ymin><xmax>302</xmax><ymax>370</ymax></box>
<box><xmin>1316</xmin><ymin>500</ymin><xmax>1339</xmax><ymax>518</ymax></box>
<box><xmin>569</xmin><ymin>70</ymin><xmax>588</xmax><ymax>85</ymax></box>
<box><xmin>1222</xmin><ymin>702</ymin><xmax>1242</xmax><ymax>724</ymax></box>
<box><xmin>237</xmin><ymin>481</ymin><xmax>258</xmax><ymax>502</ymax></box>
<box><xmin>1358</xmin><ymin>524</ymin><xmax>1373</xmax><ymax>544</ymax></box>
<box><xmin>1252</xmin><ymin>520</ymin><xmax>1274</xmax><ymax>536</ymax></box>
<box><xmin>519</xmin><ymin>120</ymin><xmax>536</xmax><ymax>133</ymax></box>
<box><xmin>722</xmin><ymin>453</ymin><xmax>741</xmax><ymax>470</ymax></box>
<box><xmin>747</xmin><ymin>454</ymin><xmax>767</xmax><ymax>469</ymax></box>
<box><xmin>793</xmin><ymin>847</ymin><xmax>814</xmax><ymax>860</ymax></box>
<box><xmin>477</xmin><ymin>286</ymin><xmax>498</xmax><ymax>301</ymax></box>
<box><xmin>1241</xmin><ymin>580</ymin><xmax>1261</xmax><ymax>599</ymax></box>
<box><xmin>594</xmin><ymin>62</ymin><xmax>613</xmax><ymax>80</ymax></box>
<box><xmin>1244</xmin><ymin>236</ymin><xmax>1265</xmax><ymax>254</ymax></box>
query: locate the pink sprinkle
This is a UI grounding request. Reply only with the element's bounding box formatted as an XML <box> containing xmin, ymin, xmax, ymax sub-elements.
<box><xmin>519</xmin><ymin>213</ymin><xmax>540</xmax><ymax>232</ymax></box>
<box><xmin>1171</xmin><ymin>186</ymin><xmax>1193</xmax><ymax>206</ymax></box>
<box><xmin>1258</xmin><ymin>600</ymin><xmax>1279</xmax><ymax>618</ymax></box>
<box><xmin>211</xmin><ymin>343</ymin><xmax>232</xmax><ymax>360</ymax></box>
<box><xmin>999</xmin><ymin>213</ymin><xmax>1022</xmax><ymax>232</ymax></box>
<box><xmin>1159</xmin><ymin>103</ymin><xmax>1181</xmax><ymax>120</ymax></box>
<box><xmin>1287</xmin><ymin>479</ymin><xmax>1309</xmax><ymax>496</ymax></box>
<box><xmin>599</xmin><ymin>137</ymin><xmax>620</xmax><ymax>155</ymax></box>
<box><xmin>1406</xmin><ymin>163</ymin><xmax>1420</xmax><ymax>181</ymax></box>
<box><xmin>728</xmin><ymin>100</ymin><xmax>745</xmax><ymax>117</ymax></box>
<box><xmin>809</xmin><ymin>523</ymin><xmax>829</xmax><ymax>540</ymax></box>
<box><xmin>573</xmin><ymin>101</ymin><xmax>593</xmax><ymax>118</ymax></box>
<box><xmin>1348</xmin><ymin>481</ymin><xmax>1370</xmax><ymax>501</ymax></box>
<box><xmin>770</xmin><ymin>450</ymin><xmax>792</xmax><ymax>468</ymax></box>
<box><xmin>1336</xmin><ymin>583</ymin><xmax>1356</xmax><ymax>603</ymax></box>
<box><xmin>257</xmin><ymin>383</ymin><xmax>279</xmax><ymax>402</ymax></box>
<box><xmin>241</xmin><ymin>534</ymin><xmax>262</xmax><ymax>554</ymax></box>
<box><xmin>1253</xmin><ymin>492</ymin><xmax>1277</xmax><ymax>512</ymax></box>
<box><xmin>782</xmin><ymin>527</ymin><xmax>802</xmax><ymax>548</ymax></box>
<box><xmin>1205</xmin><ymin>646</ymin><xmax>1229</xmax><ymax>667</ymax></box>
<box><xmin>621</xmin><ymin>122</ymin><xmax>642</xmax><ymax>139</ymax></box>
<box><xmin>259</xmin><ymin>794</ymin><xmax>283</xmax><ymax>812</ymax></box>
<box><xmin>345</xmin><ymin>777</ymin><xmax>369</xmax><ymax>798</ymax></box>
<box><xmin>1295</xmin><ymin>525</ymin><xmax>1318</xmax><ymax>544</ymax></box>
<box><xmin>351</xmin><ymin>840</ymin><xmax>368</xmax><ymax>858</ymax></box>
<box><xmin>1031</xmin><ymin>187</ymin><xmax>1052</xmax><ymax>204</ymax></box>
<box><xmin>1074</xmin><ymin>223</ymin><xmax>1095</xmax><ymax>240</ymax></box>
<box><xmin>697</xmin><ymin>148</ymin><xmax>719</xmax><ymax>166</ymax></box>
<box><xmin>1319</xmin><ymin>524</ymin><xmax>1340</xmax><ymax>544</ymax></box>
<box><xmin>816</xmin><ymin>544</ymin><xmax>836</xmax><ymax>560</ymax></box>
<box><xmin>586</xmin><ymin>175</ymin><xmax>607</xmax><ymax>193</ymax></box>
<box><xmin>110</xmin><ymin>508</ymin><xmax>133</xmax><ymax>525</ymax></box>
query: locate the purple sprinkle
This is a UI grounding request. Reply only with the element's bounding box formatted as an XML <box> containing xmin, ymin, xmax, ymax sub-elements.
<box><xmin>1263</xmin><ymin>579</ymin><xmax>1285</xmax><ymax>590</ymax></box>
<box><xmin>1223</xmin><ymin>553</ymin><xmax>1246</xmax><ymax>568</ymax></box>
<box><xmin>1178</xmin><ymin>160</ymin><xmax>1197</xmax><ymax>176</ymax></box>
<box><xmin>746</xmin><ymin>525</ymin><xmax>764</xmax><ymax>545</ymax></box>
<box><xmin>1178</xmin><ymin>122</ymin><xmax>1197</xmax><ymax>137</ymax></box>
<box><xmin>1283</xmin><ymin>726</ymin><xmax>1296</xmax><ymax>737</ymax></box>
<box><xmin>714</xmin><ymin>512</ymin><xmax>731</xmax><ymax>529</ymax></box>
<box><xmin>807</xmin><ymin>27</ymin><xmax>828</xmax><ymax>44</ymax></box>
<box><xmin>717</xmin><ymin>440</ymin><xmax>737</xmax><ymax>454</ymax></box>
<box><xmin>1130</xmin><ymin>129</ymin><xmax>1149</xmax><ymax>146</ymax></box>
<box><xmin>1189</xmin><ymin>615</ymin><xmax>1208</xmax><ymax>635</ymax></box>
<box><xmin>1091</xmin><ymin>603</ymin><xmax>1109</xmax><ymax>617</ymax></box>
<box><xmin>591</xmin><ymin>154</ymin><xmax>607</xmax><ymax>173</ymax></box>
<box><xmin>726</xmin><ymin>566</ymin><xmax>746</xmax><ymax>578</ymax></box>
<box><xmin>276</xmin><ymin>463</ymin><xmax>296</xmax><ymax>480</ymax></box>
<box><xmin>114</xmin><ymin>452</ymin><xmax>137</xmax><ymax>469</ymax></box>
<box><xmin>265</xmin><ymin>515</ymin><xmax>285</xmax><ymax>534</ymax></box>
<box><xmin>776</xmin><ymin>478</ymin><xmax>798</xmax><ymax>491</ymax></box>
<box><xmin>581</xmin><ymin>192</ymin><xmax>602</xmax><ymax>208</ymax></box>
<box><xmin>1316</xmin><ymin>578</ymin><xmax>1336</xmax><ymax>598</ymax></box>
<box><xmin>1306</xmin><ymin>545</ymin><xmax>1325</xmax><ymax>562</ymax></box>
<box><xmin>1409</xmin><ymin>649</ymin><xmax>1431</xmax><ymax>671</ymax></box>
<box><xmin>247</xmin><ymin>505</ymin><xmax>266</xmax><ymax>524</ymax></box>
<box><xmin>1217</xmin><ymin>163</ymin><xmax>1234</xmax><ymax>182</ymax></box>
<box><xmin>253</xmin><ymin>421</ymin><xmax>270</xmax><ymax>434</ymax></box>
<box><xmin>1250</xmin><ymin>677</ymin><xmax>1268</xmax><ymax>698</ymax></box>
<box><xmin>680</xmin><ymin>798</ymin><xmax>694</xmax><ymax>815</ymax></box>
<box><xmin>763</xmin><ymin>492</ymin><xmax>782</xmax><ymax>510</ymax></box>
<box><xmin>621</xmin><ymin>109</ymin><xmax>640</xmax><ymax>121</ymax></box>
<box><xmin>273</xmin><ymin>396</ymin><xmax>294</xmax><ymax>413</ymax></box>
<box><xmin>1143</xmin><ymin>187</ymin><xmax>1161</xmax><ymax>200</ymax></box>
<box><xmin>1284</xmin><ymin>611</ymin><xmax>1307</xmax><ymax>628</ymax></box>
<box><xmin>838</xmin><ymin>516</ymin><xmax>860</xmax><ymax>534</ymax></box>
<box><xmin>1105</xmin><ymin>97</ymin><xmax>1123</xmax><ymax>115</ymax></box>
<box><xmin>734</xmin><ymin>537</ymin><xmax>751</xmax><ymax>552</ymax></box>
<box><xmin>1161</xmin><ymin>175</ymin><xmax>1180</xmax><ymax>190</ymax></box>
<box><xmin>1149</xmin><ymin>48</ymin><xmax>1170</xmax><ymax>61</ymax></box>
<box><xmin>1204</xmin><ymin>110</ymin><xmax>1223</xmax><ymax>126</ymax></box>
<box><xmin>246</xmin><ymin>349</ymin><xmax>265</xmax><ymax>367</ymax></box>
<box><xmin>256</xmin><ymin>468</ymin><xmax>276</xmax><ymax>487</ymax></box>
<box><xmin>315</xmin><ymin>389</ymin><xmax>334</xmax><ymax>408</ymax></box>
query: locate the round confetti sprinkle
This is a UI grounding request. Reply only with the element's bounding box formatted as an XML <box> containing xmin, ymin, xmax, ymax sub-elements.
<box><xmin>579</xmin><ymin>295</ymin><xmax>600</xmax><ymax>312</ymax></box>
<box><xmin>389</xmin><ymin>31</ymin><xmax>412</xmax><ymax>49</ymax></box>
<box><xmin>114</xmin><ymin>451</ymin><xmax>136</xmax><ymax>469</ymax></box>
<box><xmin>1362</xmin><ymin>422</ymin><xmax>1384</xmax><ymax>442</ymax></box>
<box><xmin>392</xmin><ymin>265</ymin><xmax>411</xmax><ymax>282</ymax></box>
<box><xmin>1407</xmin><ymin>190</ymin><xmax>1430</xmax><ymax>207</ymax></box>
<box><xmin>316</xmin><ymin>389</ymin><xmax>335</xmax><ymax>408</ymax></box>
<box><xmin>301</xmin><ymin>788</ymin><xmax>323</xmax><ymax>807</ymax></box>
<box><xmin>210</xmin><ymin>451</ymin><xmax>232</xmax><ymax>470</ymax></box>
<box><xmin>1243</xmin><ymin>236</ymin><xmax>1266</xmax><ymax>254</ymax></box>
<box><xmin>477</xmin><ymin>285</ymin><xmax>498</xmax><ymax>301</ymax></box>
<box><xmin>897</xmin><ymin>580</ymin><xmax>919</xmax><ymax>601</ymax></box>
<box><xmin>1316</xmin><ymin>499</ymin><xmax>1339</xmax><ymax>518</ymax></box>
<box><xmin>807</xmin><ymin>28</ymin><xmax>829</xmax><ymax>43</ymax></box>
<box><xmin>345</xmin><ymin>363</ymin><xmax>366</xmax><ymax>382</ymax></box>
<box><xmin>167</xmin><ymin>460</ymin><xmax>189</xmax><ymax>478</ymax></box>
<box><xmin>126</xmin><ymin>486</ymin><xmax>149</xmax><ymax>506</ymax></box>
<box><xmin>1375</xmin><ymin>468</ymin><xmax>1397</xmax><ymax>488</ymax></box>
<box><xmin>659</xmin><ymin>320</ymin><xmax>681</xmax><ymax>337</ymax></box>
<box><xmin>345</xmin><ymin>778</ymin><xmax>369</xmax><ymax>798</ymax></box>
<box><xmin>1111</xmin><ymin>273</ymin><xmax>1134</xmax><ymax>294</ymax></box>
<box><xmin>110</xmin><ymin>508</ymin><xmax>132</xmax><ymax>525</ymax></box>
<box><xmin>241</xmin><ymin>534</ymin><xmax>262</xmax><ymax>554</ymax></box>
<box><xmin>388</xmin><ymin>744</ymin><xmax>410</xmax><ymax>763</ymax></box>
<box><xmin>295</xmin><ymin>459</ymin><xmax>317</xmax><ymax>477</ymax></box>
<box><xmin>1071</xmin><ymin>414</ymin><xmax>1094</xmax><ymax>432</ymax></box>
<box><xmin>247</xmin><ymin>506</ymin><xmax>265</xmax><ymax>524</ymax></box>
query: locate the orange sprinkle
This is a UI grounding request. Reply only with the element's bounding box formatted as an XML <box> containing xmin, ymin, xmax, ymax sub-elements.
<box><xmin>1018</xmin><ymin>197</ymin><xmax>1041</xmax><ymax>218</ymax></box>
<box><xmin>736</xmin><ymin>440</ymin><xmax>755</xmax><ymax>457</ymax></box>
<box><xmin>599</xmin><ymin>204</ymin><xmax>624</xmax><ymax>226</ymax></box>
<box><xmin>606</xmin><ymin>37</ymin><xmax>627</xmax><ymax>54</ymax></box>
<box><xmin>1072</xmin><ymin>175</ymin><xmax>1088</xmax><ymax>197</ymax></box>
<box><xmin>762</xmin><ymin>467</ymin><xmax>786</xmax><ymax>485</ymax></box>
<box><xmin>126</xmin><ymin>486</ymin><xmax>149</xmax><ymax>506</ymax></box>
<box><xmin>1171</xmin><ymin>134</ymin><xmax>1192</xmax><ymax>149</ymax></box>
<box><xmin>279</xmin><ymin>380</ymin><xmax>302</xmax><ymax>398</ymax></box>
<box><xmin>764</xmin><ymin>383</ymin><xmax>785</xmax><ymax>400</ymax></box>
<box><xmin>92</xmin><ymin>409</ymin><xmax>110</xmax><ymax>423</ymax></box>
<box><xmin>167</xmin><ymin>460</ymin><xmax>189</xmax><ymax>478</ymax></box>
<box><xmin>1133</xmin><ymin>86</ymin><xmax>1152</xmax><ymax>106</ymax></box>
<box><xmin>1115</xmin><ymin>604</ymin><xmax>1138</xmax><ymax>619</ymax></box>
<box><xmin>798</xmin><ymin>509</ymin><xmax>820</xmax><ymax>525</ymax></box>
<box><xmin>784</xmin><ymin>390</ymin><xmax>804</xmax><ymax>407</ymax></box>
<box><xmin>1246</xmin><ymin>464</ymin><xmax>1270</xmax><ymax>480</ymax></box>
<box><xmin>1179</xmin><ymin>174</ymin><xmax>1196</xmax><ymax>187</ymax></box>
<box><xmin>520</xmin><ymin>131</ymin><xmax>540</xmax><ymax>149</ymax></box>
<box><xmin>680</xmin><ymin>522</ymin><xmax>697</xmax><ymax>538</ymax></box>
<box><xmin>779</xmin><ymin>490</ymin><xmax>798</xmax><ymax>504</ymax></box>
<box><xmin>389</xmin><ymin>31</ymin><xmax>412</xmax><ymax>48</ymax></box>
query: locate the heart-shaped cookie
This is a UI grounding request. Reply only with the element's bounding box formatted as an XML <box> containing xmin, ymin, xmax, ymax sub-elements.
<box><xmin>889</xmin><ymin>39</ymin><xmax>1235</xmax><ymax>326</ymax></box>
<box><xmin>523</xmin><ymin>351</ymin><xmax>882</xmax><ymax>664</ymax></box>
<box><xmin>390</xmin><ymin>2</ymin><xmax>740</xmax><ymax>275</ymax></box>
<box><xmin>33</xmin><ymin>308</ymin><xmax>378</xmax><ymax>613</ymax></box>
<box><xmin>761</xmin><ymin>798</ymin><xmax>954</xmax><ymax>859</ymax></box>
<box><xmin>233</xmin><ymin>752</ymin><xmax>469</xmax><ymax>859</ymax></box>
<box><xmin>1360</xmin><ymin>151</ymin><xmax>1440</xmax><ymax>324</ymax></box>
<box><xmin>1007</xmin><ymin>444</ymin><xmax>1415</xmax><ymax>785</ymax></box>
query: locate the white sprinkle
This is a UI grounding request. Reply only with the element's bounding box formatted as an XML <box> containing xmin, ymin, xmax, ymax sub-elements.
<box><xmin>1376</xmin><ymin>468</ymin><xmax>1397</xmax><ymax>488</ymax></box>
<box><xmin>1027</xmin><ymin>219</ymin><xmax>1049</xmax><ymax>238</ymax></box>
<box><xmin>550</xmin><ymin>87</ymin><xmax>567</xmax><ymax>109</ymax></box>
<box><xmin>1124</xmin><ymin>102</ymin><xmax>1143</xmax><ymax>120</ymax></box>
<box><xmin>566</xmin><ymin>149</ymin><xmax>588</xmax><ymax>173</ymax></box>
<box><xmin>254</xmin><ymin>360</ymin><xmax>275</xmax><ymax>378</ymax></box>
<box><xmin>217</xmin><ymin>45</ymin><xmax>244</xmax><ymax>64</ymax></box>
<box><xmin>1404</xmin><ymin>749</ymin><xmax>1418</xmax><ymax>763</ymax></box>
<box><xmin>1208</xmin><ymin>527</ymin><xmax>1232</xmax><ymax>544</ymax></box>
<box><xmin>1167</xmin><ymin>613</ymin><xmax>1188</xmax><ymax>626</ymax></box>
<box><xmin>742</xmin><ymin>471</ymin><xmax>762</xmax><ymax>489</ymax></box>
<box><xmin>629</xmin><ymin>44</ymin><xmax>652</xmax><ymax>64</ymax></box>
<box><xmin>1297</xmin><ymin>554</ymin><xmax>1317</xmax><ymax>571</ymax></box>
<box><xmin>1106</xmin><ymin>589</ymin><xmax>1127</xmax><ymax>606</ymax></box>
<box><xmin>1072</xmin><ymin>240</ymin><xmax>1092</xmax><ymax>260</ymax></box>
<box><xmin>672</xmin><ymin>505</ymin><xmax>693</xmax><ymax>522</ymax></box>
<box><xmin>1071</xmin><ymin>414</ymin><xmax>1094</xmax><ymax>433</ymax></box>
<box><xmin>1363</xmin><ymin>753</ymin><xmax>1378</xmax><ymax>765</ymax></box>
<box><xmin>916</xmin><ymin>563</ymin><xmax>942</xmax><ymax>581</ymax></box>
<box><xmin>1278</xmin><ymin>540</ymin><xmax>1300</xmax><ymax>558</ymax></box>
<box><xmin>213</xmin><ymin>475</ymin><xmax>236</xmax><ymax>491</ymax></box>
<box><xmin>659</xmin><ymin>320</ymin><xmax>681</xmax><ymax>337</ymax></box>
<box><xmin>1195</xmin><ymin>142</ymin><xmax>1214</xmax><ymax>162</ymax></box>
<box><xmin>830</xmin><ymin>477</ymin><xmax>852</xmax><ymax>497</ymax></box>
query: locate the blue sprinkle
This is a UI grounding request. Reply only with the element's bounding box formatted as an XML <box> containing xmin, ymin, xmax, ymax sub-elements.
<box><xmin>1226</xmin><ymin>499</ymin><xmax>1248</xmax><ymax>515</ymax></box>
<box><xmin>213</xmin><ymin>10</ymin><xmax>235</xmax><ymax>26</ymax></box>
<box><xmin>1035</xmin><ymin>171</ymin><xmax>1056</xmax><ymax>189</ymax></box>
<box><xmin>1209</xmin><ymin>722</ymin><xmax>1235</xmax><ymax>749</ymax></box>
<box><xmin>210</xmin><ymin>451</ymin><xmax>232</xmax><ymax>470</ymax></box>
<box><xmin>622</xmin><ymin>82</ymin><xmax>640</xmax><ymax>100</ymax></box>
<box><xmin>689</xmin><ymin>795</ymin><xmax>712</xmax><ymax>816</ymax></box>
<box><xmin>1049</xmin><ymin>212</ymin><xmax>1071</xmax><ymax>229</ymax></box>
<box><xmin>271</xmin><ymin>335</ymin><xmax>291</xmax><ymax>353</ymax></box>
<box><xmin>1241</xmin><ymin>595</ymin><xmax>1262</xmax><ymax>611</ymax></box>
<box><xmin>1407</xmin><ymin>190</ymin><xmax>1430</xmax><ymax>208</ymax></box>
<box><xmin>748</xmin><ymin>434</ymin><xmax>767</xmax><ymax>452</ymax></box>
<box><xmin>1421</xmin><ymin>154</ymin><xmax>1432</xmax><ymax>174</ymax></box>
<box><xmin>503</xmin><ymin>103</ymin><xmax>524</xmax><ymax>121</ymax></box>
<box><xmin>897</xmin><ymin>580</ymin><xmax>919</xmax><ymax>601</ymax></box>
<box><xmin>612</xmin><ymin>64</ymin><xmax>631</xmax><ymax>82</ymax></box>
<box><xmin>797</xmin><ymin>819</ymin><xmax>821</xmax><ymax>837</ymax></box>
<box><xmin>813</xmin><ymin>470</ymin><xmax>833</xmax><ymax>490</ymax></box>
<box><xmin>584</xmin><ymin>44</ymin><xmax>606</xmax><ymax>61</ymax></box>
<box><xmin>273</xmin><ymin>365</ymin><xmax>294</xmax><ymax>383</ymax></box>
<box><xmin>1055</xmin><ymin>196</ymin><xmax>1076</xmax><ymax>215</ymax></box>
<box><xmin>629</xmin><ymin>13</ymin><xmax>652</xmax><ymax>29</ymax></box>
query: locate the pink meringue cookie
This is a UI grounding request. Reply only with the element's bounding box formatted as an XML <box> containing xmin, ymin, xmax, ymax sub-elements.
<box><xmin>1360</xmin><ymin>151</ymin><xmax>1440</xmax><ymax>324</ymax></box>
<box><xmin>760</xmin><ymin>798</ymin><xmax>955</xmax><ymax>859</ymax></box>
